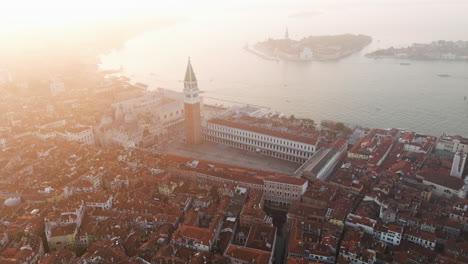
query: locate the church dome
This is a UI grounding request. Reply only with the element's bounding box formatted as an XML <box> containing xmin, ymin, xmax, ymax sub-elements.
<box><xmin>124</xmin><ymin>113</ymin><xmax>137</xmax><ymax>124</ymax></box>
<box><xmin>114</xmin><ymin>105</ymin><xmax>125</xmax><ymax>121</ymax></box>
<box><xmin>4</xmin><ymin>197</ymin><xmax>22</xmax><ymax>207</ymax></box>
<box><xmin>101</xmin><ymin>116</ymin><xmax>113</xmax><ymax>126</ymax></box>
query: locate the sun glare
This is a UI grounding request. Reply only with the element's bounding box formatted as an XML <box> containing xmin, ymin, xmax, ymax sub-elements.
<box><xmin>0</xmin><ymin>0</ymin><xmax>177</xmax><ymax>30</ymax></box>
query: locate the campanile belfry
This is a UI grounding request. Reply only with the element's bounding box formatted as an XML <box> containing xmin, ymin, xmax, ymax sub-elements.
<box><xmin>183</xmin><ymin>58</ymin><xmax>203</xmax><ymax>144</ymax></box>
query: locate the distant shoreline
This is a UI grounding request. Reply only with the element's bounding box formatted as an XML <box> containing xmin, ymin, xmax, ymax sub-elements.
<box><xmin>366</xmin><ymin>40</ymin><xmax>468</xmax><ymax>61</ymax></box>
<box><xmin>248</xmin><ymin>34</ymin><xmax>372</xmax><ymax>62</ymax></box>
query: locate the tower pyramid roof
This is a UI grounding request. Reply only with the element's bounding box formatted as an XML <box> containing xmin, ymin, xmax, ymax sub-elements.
<box><xmin>184</xmin><ymin>57</ymin><xmax>197</xmax><ymax>83</ymax></box>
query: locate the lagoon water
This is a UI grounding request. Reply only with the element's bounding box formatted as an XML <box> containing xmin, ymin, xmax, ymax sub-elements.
<box><xmin>100</xmin><ymin>1</ymin><xmax>468</xmax><ymax>136</ymax></box>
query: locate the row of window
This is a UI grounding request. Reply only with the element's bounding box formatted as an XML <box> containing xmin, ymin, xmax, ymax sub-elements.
<box><xmin>163</xmin><ymin>109</ymin><xmax>184</xmax><ymax>119</ymax></box>
<box><xmin>207</xmin><ymin>124</ymin><xmax>315</xmax><ymax>151</ymax></box>
<box><xmin>175</xmin><ymin>169</ymin><xmax>301</xmax><ymax>195</ymax></box>
<box><xmin>265</xmin><ymin>185</ymin><xmax>299</xmax><ymax>191</ymax></box>
<box><xmin>407</xmin><ymin>236</ymin><xmax>435</xmax><ymax>245</ymax></box>
<box><xmin>204</xmin><ymin>135</ymin><xmax>308</xmax><ymax>163</ymax></box>
<box><xmin>204</xmin><ymin>131</ymin><xmax>312</xmax><ymax>157</ymax></box>
<box><xmin>265</xmin><ymin>190</ymin><xmax>299</xmax><ymax>196</ymax></box>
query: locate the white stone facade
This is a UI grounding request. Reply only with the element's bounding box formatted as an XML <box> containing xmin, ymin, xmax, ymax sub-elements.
<box><xmin>57</xmin><ymin>126</ymin><xmax>95</xmax><ymax>145</ymax></box>
<box><xmin>203</xmin><ymin>123</ymin><xmax>316</xmax><ymax>163</ymax></box>
<box><xmin>263</xmin><ymin>179</ymin><xmax>308</xmax><ymax>205</ymax></box>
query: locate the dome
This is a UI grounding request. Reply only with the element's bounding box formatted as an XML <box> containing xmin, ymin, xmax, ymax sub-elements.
<box><xmin>114</xmin><ymin>105</ymin><xmax>125</xmax><ymax>121</ymax></box>
<box><xmin>101</xmin><ymin>116</ymin><xmax>113</xmax><ymax>126</ymax></box>
<box><xmin>4</xmin><ymin>197</ymin><xmax>22</xmax><ymax>207</ymax></box>
<box><xmin>124</xmin><ymin>113</ymin><xmax>137</xmax><ymax>124</ymax></box>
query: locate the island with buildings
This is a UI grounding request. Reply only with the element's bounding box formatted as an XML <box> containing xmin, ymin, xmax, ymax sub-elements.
<box><xmin>0</xmin><ymin>58</ymin><xmax>467</xmax><ymax>264</ymax></box>
<box><xmin>246</xmin><ymin>30</ymin><xmax>372</xmax><ymax>61</ymax></box>
<box><xmin>367</xmin><ymin>40</ymin><xmax>468</xmax><ymax>61</ymax></box>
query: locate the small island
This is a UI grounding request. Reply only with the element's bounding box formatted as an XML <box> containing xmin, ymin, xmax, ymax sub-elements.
<box><xmin>366</xmin><ymin>40</ymin><xmax>468</xmax><ymax>61</ymax></box>
<box><xmin>245</xmin><ymin>31</ymin><xmax>372</xmax><ymax>61</ymax></box>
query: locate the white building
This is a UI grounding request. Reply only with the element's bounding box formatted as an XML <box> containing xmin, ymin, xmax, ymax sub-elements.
<box><xmin>99</xmin><ymin>89</ymin><xmax>185</xmax><ymax>148</ymax></box>
<box><xmin>294</xmin><ymin>139</ymin><xmax>347</xmax><ymax>181</ymax></box>
<box><xmin>436</xmin><ymin>134</ymin><xmax>468</xmax><ymax>154</ymax></box>
<box><xmin>204</xmin><ymin>107</ymin><xmax>318</xmax><ymax>163</ymax></box>
<box><xmin>36</xmin><ymin>120</ymin><xmax>67</xmax><ymax>129</ymax></box>
<box><xmin>35</xmin><ymin>121</ymin><xmax>94</xmax><ymax>145</ymax></box>
<box><xmin>112</xmin><ymin>89</ymin><xmax>185</xmax><ymax>125</ymax></box>
<box><xmin>418</xmin><ymin>169</ymin><xmax>468</xmax><ymax>199</ymax></box>
<box><xmin>57</xmin><ymin>125</ymin><xmax>95</xmax><ymax>145</ymax></box>
<box><xmin>450</xmin><ymin>151</ymin><xmax>467</xmax><ymax>178</ymax></box>
<box><xmin>346</xmin><ymin>214</ymin><xmax>376</xmax><ymax>235</ymax></box>
<box><xmin>376</xmin><ymin>225</ymin><xmax>402</xmax><ymax>246</ymax></box>
<box><xmin>441</xmin><ymin>53</ymin><xmax>456</xmax><ymax>60</ymax></box>
<box><xmin>0</xmin><ymin>138</ymin><xmax>7</xmax><ymax>149</ymax></box>
<box><xmin>346</xmin><ymin>215</ymin><xmax>403</xmax><ymax>246</ymax></box>
<box><xmin>171</xmin><ymin>167</ymin><xmax>308</xmax><ymax>206</ymax></box>
<box><xmin>263</xmin><ymin>177</ymin><xmax>308</xmax><ymax>207</ymax></box>
<box><xmin>0</xmin><ymin>69</ymin><xmax>12</xmax><ymax>84</ymax></box>
<box><xmin>36</xmin><ymin>130</ymin><xmax>57</xmax><ymax>140</ymax></box>
<box><xmin>340</xmin><ymin>248</ymin><xmax>376</xmax><ymax>264</ymax></box>
<box><xmin>299</xmin><ymin>47</ymin><xmax>314</xmax><ymax>60</ymax></box>
<box><xmin>35</xmin><ymin>120</ymin><xmax>67</xmax><ymax>140</ymax></box>
<box><xmin>86</xmin><ymin>195</ymin><xmax>113</xmax><ymax>210</ymax></box>
<box><xmin>99</xmin><ymin>126</ymin><xmax>141</xmax><ymax>148</ymax></box>
<box><xmin>49</xmin><ymin>77</ymin><xmax>65</xmax><ymax>96</ymax></box>
<box><xmin>65</xmin><ymin>173</ymin><xmax>103</xmax><ymax>197</ymax></box>
<box><xmin>403</xmin><ymin>228</ymin><xmax>436</xmax><ymax>250</ymax></box>
<box><xmin>51</xmin><ymin>203</ymin><xmax>86</xmax><ymax>227</ymax></box>
<box><xmin>0</xmin><ymin>232</ymin><xmax>8</xmax><ymax>248</ymax></box>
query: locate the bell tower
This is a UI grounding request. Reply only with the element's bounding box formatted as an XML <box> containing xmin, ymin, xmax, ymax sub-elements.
<box><xmin>183</xmin><ymin>58</ymin><xmax>203</xmax><ymax>144</ymax></box>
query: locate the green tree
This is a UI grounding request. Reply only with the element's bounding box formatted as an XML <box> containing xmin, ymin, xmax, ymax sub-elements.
<box><xmin>16</xmin><ymin>232</ymin><xmax>25</xmax><ymax>241</ymax></box>
<box><xmin>335</xmin><ymin>122</ymin><xmax>345</xmax><ymax>131</ymax></box>
<box><xmin>74</xmin><ymin>246</ymin><xmax>87</xmax><ymax>257</ymax></box>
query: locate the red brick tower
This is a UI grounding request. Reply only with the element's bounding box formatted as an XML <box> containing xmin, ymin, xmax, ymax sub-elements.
<box><xmin>183</xmin><ymin>58</ymin><xmax>203</xmax><ymax>144</ymax></box>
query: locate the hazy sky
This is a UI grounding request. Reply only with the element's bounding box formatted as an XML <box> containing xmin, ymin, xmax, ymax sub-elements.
<box><xmin>2</xmin><ymin>0</ymin><xmax>468</xmax><ymax>68</ymax></box>
<box><xmin>2</xmin><ymin>0</ymin><xmax>468</xmax><ymax>31</ymax></box>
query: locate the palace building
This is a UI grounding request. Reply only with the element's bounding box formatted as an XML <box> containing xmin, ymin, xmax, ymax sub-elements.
<box><xmin>203</xmin><ymin>106</ymin><xmax>319</xmax><ymax>163</ymax></box>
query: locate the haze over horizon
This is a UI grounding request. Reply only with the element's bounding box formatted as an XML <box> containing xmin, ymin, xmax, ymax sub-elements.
<box><xmin>2</xmin><ymin>0</ymin><xmax>468</xmax><ymax>136</ymax></box>
<box><xmin>2</xmin><ymin>0</ymin><xmax>468</xmax><ymax>45</ymax></box>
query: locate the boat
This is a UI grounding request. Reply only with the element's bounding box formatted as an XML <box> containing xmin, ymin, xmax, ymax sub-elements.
<box><xmin>400</xmin><ymin>62</ymin><xmax>411</xmax><ymax>66</ymax></box>
<box><xmin>438</xmin><ymin>74</ymin><xmax>451</xmax><ymax>77</ymax></box>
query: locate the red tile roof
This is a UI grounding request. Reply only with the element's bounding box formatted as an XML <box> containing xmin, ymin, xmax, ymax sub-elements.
<box><xmin>224</xmin><ymin>244</ymin><xmax>271</xmax><ymax>264</ymax></box>
<box><xmin>418</xmin><ymin>168</ymin><xmax>464</xmax><ymax>190</ymax></box>
<box><xmin>264</xmin><ymin>176</ymin><xmax>307</xmax><ymax>186</ymax></box>
<box><xmin>209</xmin><ymin>117</ymin><xmax>319</xmax><ymax>145</ymax></box>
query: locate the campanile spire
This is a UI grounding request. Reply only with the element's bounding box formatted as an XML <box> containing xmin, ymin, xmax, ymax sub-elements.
<box><xmin>183</xmin><ymin>58</ymin><xmax>203</xmax><ymax>144</ymax></box>
<box><xmin>184</xmin><ymin>57</ymin><xmax>197</xmax><ymax>85</ymax></box>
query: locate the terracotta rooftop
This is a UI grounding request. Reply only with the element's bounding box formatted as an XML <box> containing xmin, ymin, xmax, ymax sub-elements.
<box><xmin>245</xmin><ymin>223</ymin><xmax>276</xmax><ymax>252</ymax></box>
<box><xmin>418</xmin><ymin>168</ymin><xmax>464</xmax><ymax>190</ymax></box>
<box><xmin>224</xmin><ymin>244</ymin><xmax>271</xmax><ymax>264</ymax></box>
<box><xmin>208</xmin><ymin>116</ymin><xmax>320</xmax><ymax>145</ymax></box>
